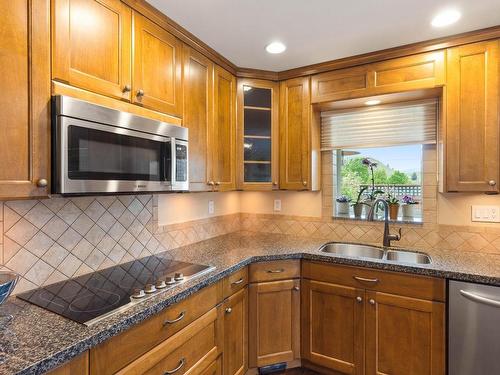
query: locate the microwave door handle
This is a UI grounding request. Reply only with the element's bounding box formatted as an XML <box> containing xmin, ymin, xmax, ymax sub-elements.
<box><xmin>171</xmin><ymin>139</ymin><xmax>177</xmax><ymax>185</ymax></box>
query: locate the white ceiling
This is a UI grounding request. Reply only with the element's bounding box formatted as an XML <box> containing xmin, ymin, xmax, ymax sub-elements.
<box><xmin>146</xmin><ymin>0</ymin><xmax>500</xmax><ymax>71</ymax></box>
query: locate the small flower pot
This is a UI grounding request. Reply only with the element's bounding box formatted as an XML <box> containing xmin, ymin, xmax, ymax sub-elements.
<box><xmin>353</xmin><ymin>203</ymin><xmax>364</xmax><ymax>218</ymax></box>
<box><xmin>388</xmin><ymin>204</ymin><xmax>400</xmax><ymax>221</ymax></box>
<box><xmin>402</xmin><ymin>204</ymin><xmax>417</xmax><ymax>218</ymax></box>
<box><xmin>336</xmin><ymin>202</ymin><xmax>350</xmax><ymax>215</ymax></box>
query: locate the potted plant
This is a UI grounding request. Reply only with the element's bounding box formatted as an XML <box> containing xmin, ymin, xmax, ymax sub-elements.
<box><xmin>361</xmin><ymin>158</ymin><xmax>385</xmax><ymax>210</ymax></box>
<box><xmin>351</xmin><ymin>187</ymin><xmax>367</xmax><ymax>218</ymax></box>
<box><xmin>402</xmin><ymin>195</ymin><xmax>419</xmax><ymax>218</ymax></box>
<box><xmin>386</xmin><ymin>193</ymin><xmax>400</xmax><ymax>220</ymax></box>
<box><xmin>336</xmin><ymin>195</ymin><xmax>351</xmax><ymax>215</ymax></box>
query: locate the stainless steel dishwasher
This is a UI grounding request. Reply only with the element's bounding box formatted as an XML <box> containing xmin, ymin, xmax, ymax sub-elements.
<box><xmin>449</xmin><ymin>280</ymin><xmax>500</xmax><ymax>375</ymax></box>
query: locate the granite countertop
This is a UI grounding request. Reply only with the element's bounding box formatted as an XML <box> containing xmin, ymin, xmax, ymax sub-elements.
<box><xmin>1</xmin><ymin>231</ymin><xmax>500</xmax><ymax>374</ymax></box>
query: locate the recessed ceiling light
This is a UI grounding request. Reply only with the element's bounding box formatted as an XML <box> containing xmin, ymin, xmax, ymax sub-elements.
<box><xmin>365</xmin><ymin>100</ymin><xmax>381</xmax><ymax>106</ymax></box>
<box><xmin>266</xmin><ymin>41</ymin><xmax>286</xmax><ymax>54</ymax></box>
<box><xmin>431</xmin><ymin>9</ymin><xmax>461</xmax><ymax>27</ymax></box>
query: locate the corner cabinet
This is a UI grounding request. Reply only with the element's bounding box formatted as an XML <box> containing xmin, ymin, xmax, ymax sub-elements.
<box><xmin>279</xmin><ymin>77</ymin><xmax>320</xmax><ymax>190</ymax></box>
<box><xmin>0</xmin><ymin>0</ymin><xmax>51</xmax><ymax>199</ymax></box>
<box><xmin>237</xmin><ymin>79</ymin><xmax>280</xmax><ymax>190</ymax></box>
<box><xmin>445</xmin><ymin>40</ymin><xmax>500</xmax><ymax>193</ymax></box>
<box><xmin>213</xmin><ymin>66</ymin><xmax>237</xmax><ymax>191</ymax></box>
<box><xmin>223</xmin><ymin>287</ymin><xmax>248</xmax><ymax>375</ymax></box>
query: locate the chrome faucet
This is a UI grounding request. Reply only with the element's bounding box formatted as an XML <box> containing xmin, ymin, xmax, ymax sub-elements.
<box><xmin>366</xmin><ymin>198</ymin><xmax>402</xmax><ymax>247</ymax></box>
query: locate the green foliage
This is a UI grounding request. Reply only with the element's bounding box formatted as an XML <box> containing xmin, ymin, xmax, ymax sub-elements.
<box><xmin>387</xmin><ymin>170</ymin><xmax>410</xmax><ymax>184</ymax></box>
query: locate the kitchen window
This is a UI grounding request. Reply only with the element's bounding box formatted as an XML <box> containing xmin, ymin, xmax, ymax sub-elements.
<box><xmin>321</xmin><ymin>99</ymin><xmax>438</xmax><ymax>222</ymax></box>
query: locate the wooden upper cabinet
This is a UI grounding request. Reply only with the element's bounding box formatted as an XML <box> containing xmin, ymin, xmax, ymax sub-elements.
<box><xmin>52</xmin><ymin>0</ymin><xmax>132</xmax><ymax>101</ymax></box>
<box><xmin>213</xmin><ymin>66</ymin><xmax>237</xmax><ymax>191</ymax></box>
<box><xmin>223</xmin><ymin>288</ymin><xmax>248</xmax><ymax>375</ymax></box>
<box><xmin>248</xmin><ymin>279</ymin><xmax>300</xmax><ymax>367</ymax></box>
<box><xmin>0</xmin><ymin>0</ymin><xmax>50</xmax><ymax>199</ymax></box>
<box><xmin>311</xmin><ymin>51</ymin><xmax>445</xmax><ymax>103</ymax></box>
<box><xmin>237</xmin><ymin>79</ymin><xmax>280</xmax><ymax>190</ymax></box>
<box><xmin>301</xmin><ymin>280</ymin><xmax>364</xmax><ymax>375</ymax></box>
<box><xmin>132</xmin><ymin>12</ymin><xmax>183</xmax><ymax>117</ymax></box>
<box><xmin>280</xmin><ymin>77</ymin><xmax>319</xmax><ymax>190</ymax></box>
<box><xmin>183</xmin><ymin>46</ymin><xmax>214</xmax><ymax>191</ymax></box>
<box><xmin>445</xmin><ymin>40</ymin><xmax>500</xmax><ymax>192</ymax></box>
<box><xmin>365</xmin><ymin>291</ymin><xmax>445</xmax><ymax>375</ymax></box>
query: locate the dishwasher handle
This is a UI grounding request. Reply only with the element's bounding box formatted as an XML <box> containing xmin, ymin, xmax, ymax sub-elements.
<box><xmin>460</xmin><ymin>289</ymin><xmax>500</xmax><ymax>308</ymax></box>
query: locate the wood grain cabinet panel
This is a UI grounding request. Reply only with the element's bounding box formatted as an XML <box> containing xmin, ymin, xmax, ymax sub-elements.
<box><xmin>365</xmin><ymin>291</ymin><xmax>445</xmax><ymax>375</ymax></box>
<box><xmin>0</xmin><ymin>0</ymin><xmax>50</xmax><ymax>199</ymax></box>
<box><xmin>249</xmin><ymin>279</ymin><xmax>300</xmax><ymax>367</ymax></box>
<box><xmin>183</xmin><ymin>46</ymin><xmax>214</xmax><ymax>191</ymax></box>
<box><xmin>223</xmin><ymin>288</ymin><xmax>248</xmax><ymax>375</ymax></box>
<box><xmin>132</xmin><ymin>11</ymin><xmax>183</xmax><ymax>117</ymax></box>
<box><xmin>213</xmin><ymin>66</ymin><xmax>237</xmax><ymax>191</ymax></box>
<box><xmin>47</xmin><ymin>351</ymin><xmax>89</xmax><ymax>375</ymax></box>
<box><xmin>311</xmin><ymin>66</ymin><xmax>370</xmax><ymax>103</ymax></box>
<box><xmin>301</xmin><ymin>280</ymin><xmax>364</xmax><ymax>375</ymax></box>
<box><xmin>52</xmin><ymin>0</ymin><xmax>132</xmax><ymax>101</ymax></box>
<box><xmin>445</xmin><ymin>40</ymin><xmax>500</xmax><ymax>192</ymax></box>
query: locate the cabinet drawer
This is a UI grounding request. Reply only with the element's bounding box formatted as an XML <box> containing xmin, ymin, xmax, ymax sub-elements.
<box><xmin>249</xmin><ymin>260</ymin><xmax>300</xmax><ymax>282</ymax></box>
<box><xmin>302</xmin><ymin>261</ymin><xmax>445</xmax><ymax>302</ymax></box>
<box><xmin>223</xmin><ymin>267</ymin><xmax>248</xmax><ymax>299</ymax></box>
<box><xmin>90</xmin><ymin>282</ymin><xmax>220</xmax><ymax>375</ymax></box>
<box><xmin>116</xmin><ymin>307</ymin><xmax>222</xmax><ymax>375</ymax></box>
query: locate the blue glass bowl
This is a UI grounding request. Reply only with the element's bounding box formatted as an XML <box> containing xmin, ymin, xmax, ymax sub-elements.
<box><xmin>0</xmin><ymin>272</ymin><xmax>19</xmax><ymax>305</ymax></box>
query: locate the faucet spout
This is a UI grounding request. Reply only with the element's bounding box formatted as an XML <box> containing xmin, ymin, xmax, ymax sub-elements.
<box><xmin>366</xmin><ymin>198</ymin><xmax>402</xmax><ymax>247</ymax></box>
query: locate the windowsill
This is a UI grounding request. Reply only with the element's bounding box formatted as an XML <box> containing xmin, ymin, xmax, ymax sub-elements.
<box><xmin>333</xmin><ymin>212</ymin><xmax>423</xmax><ymax>225</ymax></box>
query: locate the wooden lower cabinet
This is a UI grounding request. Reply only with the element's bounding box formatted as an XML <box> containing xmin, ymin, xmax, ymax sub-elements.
<box><xmin>248</xmin><ymin>279</ymin><xmax>301</xmax><ymax>367</ymax></box>
<box><xmin>47</xmin><ymin>351</ymin><xmax>89</xmax><ymax>375</ymax></box>
<box><xmin>365</xmin><ymin>291</ymin><xmax>445</xmax><ymax>375</ymax></box>
<box><xmin>201</xmin><ymin>357</ymin><xmax>222</xmax><ymax>375</ymax></box>
<box><xmin>223</xmin><ymin>288</ymin><xmax>248</xmax><ymax>375</ymax></box>
<box><xmin>301</xmin><ymin>280</ymin><xmax>364</xmax><ymax>375</ymax></box>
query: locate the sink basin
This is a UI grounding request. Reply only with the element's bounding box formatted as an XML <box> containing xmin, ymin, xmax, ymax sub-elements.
<box><xmin>319</xmin><ymin>243</ymin><xmax>432</xmax><ymax>264</ymax></box>
<box><xmin>320</xmin><ymin>243</ymin><xmax>384</xmax><ymax>259</ymax></box>
<box><xmin>386</xmin><ymin>250</ymin><xmax>431</xmax><ymax>264</ymax></box>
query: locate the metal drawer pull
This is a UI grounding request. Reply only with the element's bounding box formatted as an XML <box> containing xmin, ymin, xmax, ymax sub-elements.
<box><xmin>225</xmin><ymin>307</ymin><xmax>232</xmax><ymax>314</ymax></box>
<box><xmin>231</xmin><ymin>278</ymin><xmax>244</xmax><ymax>286</ymax></box>
<box><xmin>353</xmin><ymin>276</ymin><xmax>379</xmax><ymax>284</ymax></box>
<box><xmin>460</xmin><ymin>290</ymin><xmax>500</xmax><ymax>308</ymax></box>
<box><xmin>164</xmin><ymin>358</ymin><xmax>186</xmax><ymax>375</ymax></box>
<box><xmin>267</xmin><ymin>269</ymin><xmax>285</xmax><ymax>274</ymax></box>
<box><xmin>164</xmin><ymin>311</ymin><xmax>186</xmax><ymax>325</ymax></box>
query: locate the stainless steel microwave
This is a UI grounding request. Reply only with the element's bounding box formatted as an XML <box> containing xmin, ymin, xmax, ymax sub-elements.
<box><xmin>52</xmin><ymin>95</ymin><xmax>188</xmax><ymax>195</ymax></box>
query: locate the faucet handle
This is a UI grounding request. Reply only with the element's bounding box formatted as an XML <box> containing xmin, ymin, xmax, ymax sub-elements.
<box><xmin>395</xmin><ymin>228</ymin><xmax>402</xmax><ymax>240</ymax></box>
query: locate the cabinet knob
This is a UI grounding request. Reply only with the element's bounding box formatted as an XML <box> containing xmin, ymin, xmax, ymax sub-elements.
<box><xmin>225</xmin><ymin>307</ymin><xmax>232</xmax><ymax>314</ymax></box>
<box><xmin>207</xmin><ymin>181</ymin><xmax>215</xmax><ymax>186</ymax></box>
<box><xmin>369</xmin><ymin>299</ymin><xmax>376</xmax><ymax>305</ymax></box>
<box><xmin>122</xmin><ymin>85</ymin><xmax>131</xmax><ymax>93</ymax></box>
<box><xmin>215</xmin><ymin>181</ymin><xmax>221</xmax><ymax>186</ymax></box>
<box><xmin>37</xmin><ymin>178</ymin><xmax>48</xmax><ymax>188</ymax></box>
<box><xmin>356</xmin><ymin>296</ymin><xmax>363</xmax><ymax>303</ymax></box>
<box><xmin>302</xmin><ymin>180</ymin><xmax>307</xmax><ymax>186</ymax></box>
<box><xmin>488</xmin><ymin>180</ymin><xmax>497</xmax><ymax>186</ymax></box>
<box><xmin>136</xmin><ymin>89</ymin><xmax>145</xmax><ymax>97</ymax></box>
<box><xmin>272</xmin><ymin>181</ymin><xmax>278</xmax><ymax>186</ymax></box>
<box><xmin>293</xmin><ymin>286</ymin><xmax>300</xmax><ymax>291</ymax></box>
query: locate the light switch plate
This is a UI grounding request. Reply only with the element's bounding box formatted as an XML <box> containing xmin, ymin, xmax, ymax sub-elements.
<box><xmin>274</xmin><ymin>199</ymin><xmax>282</xmax><ymax>212</ymax></box>
<box><xmin>471</xmin><ymin>205</ymin><xmax>500</xmax><ymax>222</ymax></box>
<box><xmin>208</xmin><ymin>200</ymin><xmax>215</xmax><ymax>215</ymax></box>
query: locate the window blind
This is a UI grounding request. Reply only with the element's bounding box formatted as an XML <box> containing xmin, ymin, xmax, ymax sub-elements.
<box><xmin>320</xmin><ymin>99</ymin><xmax>438</xmax><ymax>150</ymax></box>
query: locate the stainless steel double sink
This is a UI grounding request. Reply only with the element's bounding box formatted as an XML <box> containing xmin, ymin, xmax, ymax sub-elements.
<box><xmin>319</xmin><ymin>242</ymin><xmax>431</xmax><ymax>265</ymax></box>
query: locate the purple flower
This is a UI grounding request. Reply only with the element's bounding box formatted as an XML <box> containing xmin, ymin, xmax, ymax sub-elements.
<box><xmin>402</xmin><ymin>195</ymin><xmax>418</xmax><ymax>204</ymax></box>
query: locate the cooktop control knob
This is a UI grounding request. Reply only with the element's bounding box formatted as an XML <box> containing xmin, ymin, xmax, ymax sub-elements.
<box><xmin>131</xmin><ymin>289</ymin><xmax>146</xmax><ymax>299</ymax></box>
<box><xmin>174</xmin><ymin>273</ymin><xmax>184</xmax><ymax>281</ymax></box>
<box><xmin>144</xmin><ymin>284</ymin><xmax>156</xmax><ymax>294</ymax></box>
<box><xmin>165</xmin><ymin>276</ymin><xmax>176</xmax><ymax>285</ymax></box>
<box><xmin>155</xmin><ymin>279</ymin><xmax>167</xmax><ymax>289</ymax></box>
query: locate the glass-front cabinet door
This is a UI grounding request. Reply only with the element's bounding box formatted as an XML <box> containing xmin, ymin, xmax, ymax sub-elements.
<box><xmin>237</xmin><ymin>79</ymin><xmax>279</xmax><ymax>190</ymax></box>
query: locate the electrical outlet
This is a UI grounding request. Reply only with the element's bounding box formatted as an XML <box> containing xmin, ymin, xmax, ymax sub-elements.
<box><xmin>274</xmin><ymin>199</ymin><xmax>282</xmax><ymax>212</ymax></box>
<box><xmin>208</xmin><ymin>200</ymin><xmax>215</xmax><ymax>215</ymax></box>
<box><xmin>471</xmin><ymin>205</ymin><xmax>500</xmax><ymax>223</ymax></box>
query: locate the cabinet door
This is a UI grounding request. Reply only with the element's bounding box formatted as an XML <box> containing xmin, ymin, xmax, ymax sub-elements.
<box><xmin>302</xmin><ymin>280</ymin><xmax>364</xmax><ymax>375</ymax></box>
<box><xmin>52</xmin><ymin>0</ymin><xmax>132</xmax><ymax>101</ymax></box>
<box><xmin>133</xmin><ymin>12</ymin><xmax>183</xmax><ymax>117</ymax></box>
<box><xmin>213</xmin><ymin>66</ymin><xmax>237</xmax><ymax>191</ymax></box>
<box><xmin>365</xmin><ymin>291</ymin><xmax>445</xmax><ymax>375</ymax></box>
<box><xmin>183</xmin><ymin>46</ymin><xmax>214</xmax><ymax>191</ymax></box>
<box><xmin>237</xmin><ymin>79</ymin><xmax>279</xmax><ymax>190</ymax></box>
<box><xmin>48</xmin><ymin>352</ymin><xmax>89</xmax><ymax>375</ymax></box>
<box><xmin>249</xmin><ymin>279</ymin><xmax>300</xmax><ymax>367</ymax></box>
<box><xmin>0</xmin><ymin>0</ymin><xmax>50</xmax><ymax>199</ymax></box>
<box><xmin>223</xmin><ymin>288</ymin><xmax>248</xmax><ymax>375</ymax></box>
<box><xmin>446</xmin><ymin>40</ymin><xmax>500</xmax><ymax>192</ymax></box>
<box><xmin>279</xmin><ymin>77</ymin><xmax>311</xmax><ymax>190</ymax></box>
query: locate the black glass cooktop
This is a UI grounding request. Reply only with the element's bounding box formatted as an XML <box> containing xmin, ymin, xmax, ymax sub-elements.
<box><xmin>17</xmin><ymin>255</ymin><xmax>214</xmax><ymax>325</ymax></box>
